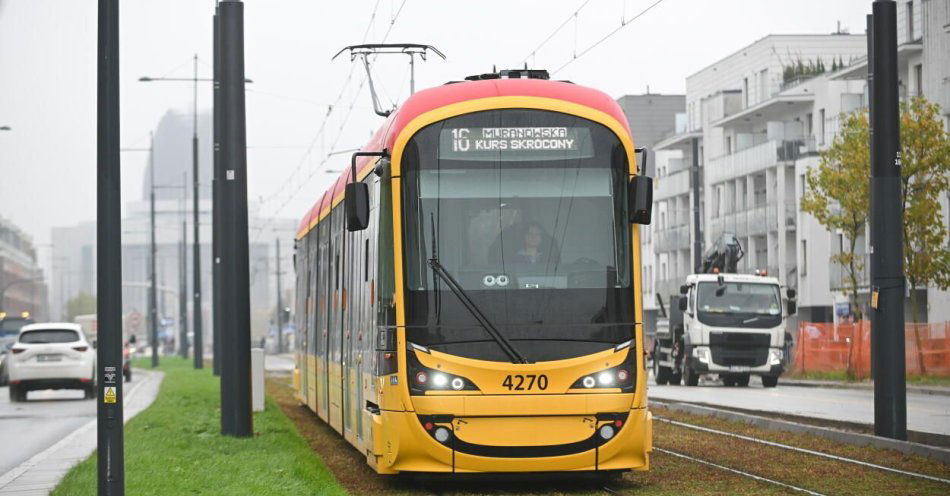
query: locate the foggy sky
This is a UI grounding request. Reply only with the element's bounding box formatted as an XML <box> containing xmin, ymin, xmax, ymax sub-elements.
<box><xmin>0</xmin><ymin>0</ymin><xmax>873</xmax><ymax>275</ymax></box>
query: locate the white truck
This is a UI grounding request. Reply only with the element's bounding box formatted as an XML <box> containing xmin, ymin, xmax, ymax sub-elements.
<box><xmin>652</xmin><ymin>234</ymin><xmax>796</xmax><ymax>387</ymax></box>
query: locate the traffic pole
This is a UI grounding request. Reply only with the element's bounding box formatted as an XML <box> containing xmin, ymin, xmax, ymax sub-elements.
<box><xmin>96</xmin><ymin>0</ymin><xmax>125</xmax><ymax>493</ymax></box>
<box><xmin>691</xmin><ymin>137</ymin><xmax>702</xmax><ymax>272</ymax></box>
<box><xmin>192</xmin><ymin>52</ymin><xmax>204</xmax><ymax>370</ymax></box>
<box><xmin>869</xmin><ymin>0</ymin><xmax>907</xmax><ymax>440</ymax></box>
<box><xmin>149</xmin><ymin>133</ymin><xmax>159</xmax><ymax>368</ymax></box>
<box><xmin>219</xmin><ymin>0</ymin><xmax>253</xmax><ymax>437</ymax></box>
<box><xmin>179</xmin><ymin>172</ymin><xmax>189</xmax><ymax>360</ymax></box>
<box><xmin>275</xmin><ymin>237</ymin><xmax>283</xmax><ymax>354</ymax></box>
<box><xmin>212</xmin><ymin>8</ymin><xmax>223</xmax><ymax>377</ymax></box>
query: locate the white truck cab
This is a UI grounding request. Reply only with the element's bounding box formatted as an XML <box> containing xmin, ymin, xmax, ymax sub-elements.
<box><xmin>653</xmin><ymin>272</ymin><xmax>796</xmax><ymax>387</ymax></box>
<box><xmin>680</xmin><ymin>272</ymin><xmax>792</xmax><ymax>387</ymax></box>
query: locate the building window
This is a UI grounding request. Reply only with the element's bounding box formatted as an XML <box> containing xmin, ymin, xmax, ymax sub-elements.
<box><xmin>914</xmin><ymin>64</ymin><xmax>923</xmax><ymax>97</ymax></box>
<box><xmin>801</xmin><ymin>239</ymin><xmax>807</xmax><ymax>276</ymax></box>
<box><xmin>805</xmin><ymin>112</ymin><xmax>813</xmax><ymax>140</ymax></box>
<box><xmin>907</xmin><ymin>1</ymin><xmax>915</xmax><ymax>41</ymax></box>
<box><xmin>819</xmin><ymin>109</ymin><xmax>826</xmax><ymax>145</ymax></box>
<box><xmin>800</xmin><ymin>174</ymin><xmax>807</xmax><ymax>195</ymax></box>
<box><xmin>726</xmin><ymin>136</ymin><xmax>732</xmax><ymax>154</ymax></box>
<box><xmin>743</xmin><ymin>77</ymin><xmax>749</xmax><ymax>107</ymax></box>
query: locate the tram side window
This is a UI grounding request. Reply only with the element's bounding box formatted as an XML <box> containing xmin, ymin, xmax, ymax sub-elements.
<box><xmin>296</xmin><ymin>237</ymin><xmax>309</xmax><ymax>353</ymax></box>
<box><xmin>376</xmin><ymin>172</ymin><xmax>396</xmax><ymax>327</ymax></box>
<box><xmin>307</xmin><ymin>229</ymin><xmax>323</xmax><ymax>354</ymax></box>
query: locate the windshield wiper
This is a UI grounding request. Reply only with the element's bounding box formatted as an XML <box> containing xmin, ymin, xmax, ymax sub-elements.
<box><xmin>427</xmin><ymin>259</ymin><xmax>530</xmax><ymax>364</ymax></box>
<box><xmin>426</xmin><ymin>214</ymin><xmax>530</xmax><ymax>364</ymax></box>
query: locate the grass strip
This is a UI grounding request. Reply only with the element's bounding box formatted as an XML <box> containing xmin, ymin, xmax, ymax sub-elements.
<box><xmin>786</xmin><ymin>370</ymin><xmax>950</xmax><ymax>386</ymax></box>
<box><xmin>52</xmin><ymin>358</ymin><xmax>346</xmax><ymax>496</ymax></box>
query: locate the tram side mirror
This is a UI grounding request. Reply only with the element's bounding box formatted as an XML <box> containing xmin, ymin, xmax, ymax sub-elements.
<box><xmin>678</xmin><ymin>298</ymin><xmax>688</xmax><ymax>312</ymax></box>
<box><xmin>345</xmin><ymin>182</ymin><xmax>370</xmax><ymax>231</ymax></box>
<box><xmin>629</xmin><ymin>175</ymin><xmax>653</xmax><ymax>224</ymax></box>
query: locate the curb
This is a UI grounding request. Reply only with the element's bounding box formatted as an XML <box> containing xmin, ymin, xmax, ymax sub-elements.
<box><xmin>651</xmin><ymin>399</ymin><xmax>950</xmax><ymax>464</ymax></box>
<box><xmin>0</xmin><ymin>369</ymin><xmax>164</xmax><ymax>495</ymax></box>
<box><xmin>781</xmin><ymin>379</ymin><xmax>950</xmax><ymax>397</ymax></box>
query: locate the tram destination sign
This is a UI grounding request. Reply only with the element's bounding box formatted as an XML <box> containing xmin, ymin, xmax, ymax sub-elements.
<box><xmin>439</xmin><ymin>126</ymin><xmax>594</xmax><ymax>161</ymax></box>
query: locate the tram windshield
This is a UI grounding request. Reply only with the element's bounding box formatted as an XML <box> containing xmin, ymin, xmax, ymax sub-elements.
<box><xmin>401</xmin><ymin>109</ymin><xmax>635</xmax><ymax>362</ymax></box>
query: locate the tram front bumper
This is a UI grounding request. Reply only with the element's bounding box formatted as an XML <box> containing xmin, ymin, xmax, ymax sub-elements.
<box><xmin>372</xmin><ymin>405</ymin><xmax>651</xmax><ymax>474</ymax></box>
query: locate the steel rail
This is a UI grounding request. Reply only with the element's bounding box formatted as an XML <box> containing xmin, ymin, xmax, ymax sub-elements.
<box><xmin>654</xmin><ymin>447</ymin><xmax>827</xmax><ymax>496</ymax></box>
<box><xmin>654</xmin><ymin>415</ymin><xmax>950</xmax><ymax>485</ymax></box>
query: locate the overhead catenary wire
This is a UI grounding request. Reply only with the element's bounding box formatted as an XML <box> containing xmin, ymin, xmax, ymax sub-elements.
<box><xmin>254</xmin><ymin>0</ymin><xmax>388</xmax><ymax>212</ymax></box>
<box><xmin>251</xmin><ymin>0</ymin><xmax>410</xmax><ymax>242</ymax></box>
<box><xmin>553</xmin><ymin>0</ymin><xmax>670</xmax><ymax>75</ymax></box>
<box><xmin>519</xmin><ymin>0</ymin><xmax>592</xmax><ymax>66</ymax></box>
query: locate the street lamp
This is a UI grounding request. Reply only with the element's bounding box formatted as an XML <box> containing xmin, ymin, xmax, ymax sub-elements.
<box><xmin>140</xmin><ymin>56</ymin><xmax>252</xmax><ymax>369</ymax></box>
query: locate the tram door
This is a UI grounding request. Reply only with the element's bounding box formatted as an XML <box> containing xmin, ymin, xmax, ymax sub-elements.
<box><xmin>317</xmin><ymin>218</ymin><xmax>330</xmax><ymax>421</ymax></box>
<box><xmin>342</xmin><ymin>226</ymin><xmax>356</xmax><ymax>442</ymax></box>
<box><xmin>328</xmin><ymin>208</ymin><xmax>345</xmax><ymax>434</ymax></box>
<box><xmin>306</xmin><ymin>233</ymin><xmax>318</xmax><ymax>412</ymax></box>
<box><xmin>297</xmin><ymin>237</ymin><xmax>310</xmax><ymax>407</ymax></box>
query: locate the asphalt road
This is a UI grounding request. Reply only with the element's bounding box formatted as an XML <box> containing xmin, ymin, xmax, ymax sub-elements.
<box><xmin>649</xmin><ymin>375</ymin><xmax>950</xmax><ymax>436</ymax></box>
<box><xmin>0</xmin><ymin>386</ymin><xmax>94</xmax><ymax>476</ymax></box>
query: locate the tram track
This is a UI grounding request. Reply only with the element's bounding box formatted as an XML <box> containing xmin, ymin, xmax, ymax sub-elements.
<box><xmin>653</xmin><ymin>415</ymin><xmax>950</xmax><ymax>485</ymax></box>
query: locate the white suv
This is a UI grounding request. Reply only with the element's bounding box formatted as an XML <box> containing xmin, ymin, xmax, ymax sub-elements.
<box><xmin>7</xmin><ymin>323</ymin><xmax>96</xmax><ymax>402</ymax></box>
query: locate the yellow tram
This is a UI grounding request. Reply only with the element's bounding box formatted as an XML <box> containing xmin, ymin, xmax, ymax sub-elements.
<box><xmin>293</xmin><ymin>69</ymin><xmax>653</xmax><ymax>474</ymax></box>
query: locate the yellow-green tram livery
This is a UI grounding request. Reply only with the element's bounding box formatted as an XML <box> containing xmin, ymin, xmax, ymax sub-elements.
<box><xmin>293</xmin><ymin>70</ymin><xmax>653</xmax><ymax>475</ymax></box>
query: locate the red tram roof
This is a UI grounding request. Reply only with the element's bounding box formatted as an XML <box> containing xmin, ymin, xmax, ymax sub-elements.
<box><xmin>297</xmin><ymin>77</ymin><xmax>629</xmax><ymax>239</ymax></box>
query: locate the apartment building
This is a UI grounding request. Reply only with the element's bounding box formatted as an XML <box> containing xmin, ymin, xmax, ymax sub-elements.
<box><xmin>642</xmin><ymin>3</ymin><xmax>950</xmax><ymax>326</ymax></box>
<box><xmin>0</xmin><ymin>216</ymin><xmax>48</xmax><ymax>320</ymax></box>
<box><xmin>616</xmin><ymin>94</ymin><xmax>687</xmax><ymax>331</ymax></box>
<box><xmin>650</xmin><ymin>34</ymin><xmax>868</xmax><ymax>326</ymax></box>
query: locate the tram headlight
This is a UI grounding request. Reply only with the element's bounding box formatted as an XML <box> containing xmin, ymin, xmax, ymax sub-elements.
<box><xmin>570</xmin><ymin>346</ymin><xmax>638</xmax><ymax>392</ymax></box>
<box><xmin>406</xmin><ymin>348</ymin><xmax>479</xmax><ymax>394</ymax></box>
<box><xmin>434</xmin><ymin>427</ymin><xmax>452</xmax><ymax>444</ymax></box>
<box><xmin>414</xmin><ymin>371</ymin><xmax>428</xmax><ymax>385</ymax></box>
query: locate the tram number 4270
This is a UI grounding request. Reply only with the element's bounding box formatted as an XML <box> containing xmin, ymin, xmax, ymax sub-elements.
<box><xmin>502</xmin><ymin>374</ymin><xmax>548</xmax><ymax>391</ymax></box>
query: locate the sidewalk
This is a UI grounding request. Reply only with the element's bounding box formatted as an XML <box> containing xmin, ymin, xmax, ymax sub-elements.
<box><xmin>0</xmin><ymin>369</ymin><xmax>164</xmax><ymax>495</ymax></box>
<box><xmin>781</xmin><ymin>378</ymin><xmax>950</xmax><ymax>397</ymax></box>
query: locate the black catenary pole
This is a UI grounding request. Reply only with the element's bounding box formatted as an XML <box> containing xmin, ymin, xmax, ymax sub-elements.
<box><xmin>149</xmin><ymin>133</ymin><xmax>159</xmax><ymax>368</ymax></box>
<box><xmin>691</xmin><ymin>137</ymin><xmax>702</xmax><ymax>272</ymax></box>
<box><xmin>869</xmin><ymin>0</ymin><xmax>907</xmax><ymax>441</ymax></box>
<box><xmin>97</xmin><ymin>0</ymin><xmax>125</xmax><ymax>493</ymax></box>
<box><xmin>192</xmin><ymin>53</ymin><xmax>204</xmax><ymax>370</ymax></box>
<box><xmin>275</xmin><ymin>237</ymin><xmax>283</xmax><ymax>354</ymax></box>
<box><xmin>212</xmin><ymin>9</ymin><xmax>223</xmax><ymax>376</ymax></box>
<box><xmin>219</xmin><ymin>0</ymin><xmax>253</xmax><ymax>437</ymax></box>
<box><xmin>179</xmin><ymin>172</ymin><xmax>189</xmax><ymax>359</ymax></box>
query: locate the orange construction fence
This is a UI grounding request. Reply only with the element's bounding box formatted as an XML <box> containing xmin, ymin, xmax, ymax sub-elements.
<box><xmin>792</xmin><ymin>321</ymin><xmax>950</xmax><ymax>378</ymax></box>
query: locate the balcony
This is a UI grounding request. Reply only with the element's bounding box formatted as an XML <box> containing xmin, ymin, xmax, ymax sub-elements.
<box><xmin>708</xmin><ymin>202</ymin><xmax>798</xmax><ymax>238</ymax></box>
<box><xmin>706</xmin><ymin>139</ymin><xmax>810</xmax><ymax>185</ymax></box>
<box><xmin>829</xmin><ymin>253</ymin><xmax>870</xmax><ymax>292</ymax></box>
<box><xmin>654</xmin><ymin>168</ymin><xmax>693</xmax><ymax>201</ymax></box>
<box><xmin>655</xmin><ymin>224</ymin><xmax>691</xmax><ymax>252</ymax></box>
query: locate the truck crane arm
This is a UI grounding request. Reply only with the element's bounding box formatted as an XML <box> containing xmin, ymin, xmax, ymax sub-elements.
<box><xmin>700</xmin><ymin>232</ymin><xmax>744</xmax><ymax>274</ymax></box>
